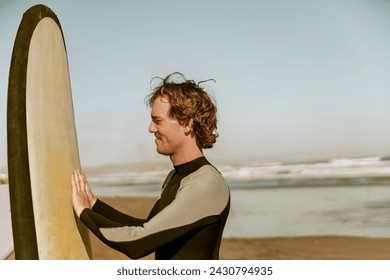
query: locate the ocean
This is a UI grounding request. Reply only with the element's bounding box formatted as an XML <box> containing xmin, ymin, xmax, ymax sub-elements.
<box><xmin>87</xmin><ymin>156</ymin><xmax>390</xmax><ymax>239</ymax></box>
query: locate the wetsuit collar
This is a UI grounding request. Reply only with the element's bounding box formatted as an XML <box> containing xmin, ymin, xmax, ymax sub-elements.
<box><xmin>174</xmin><ymin>156</ymin><xmax>210</xmax><ymax>176</ymax></box>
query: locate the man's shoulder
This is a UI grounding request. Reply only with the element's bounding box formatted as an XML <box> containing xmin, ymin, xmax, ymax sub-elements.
<box><xmin>179</xmin><ymin>165</ymin><xmax>230</xmax><ymax>203</ymax></box>
<box><xmin>184</xmin><ymin>164</ymin><xmax>228</xmax><ymax>187</ymax></box>
<box><xmin>195</xmin><ymin>164</ymin><xmax>222</xmax><ymax>176</ymax></box>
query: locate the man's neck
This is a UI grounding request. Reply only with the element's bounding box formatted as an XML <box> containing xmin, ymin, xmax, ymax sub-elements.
<box><xmin>170</xmin><ymin>149</ymin><xmax>204</xmax><ymax>166</ymax></box>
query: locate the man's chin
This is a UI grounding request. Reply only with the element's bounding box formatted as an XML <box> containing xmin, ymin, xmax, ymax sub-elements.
<box><xmin>156</xmin><ymin>146</ymin><xmax>169</xmax><ymax>156</ymax></box>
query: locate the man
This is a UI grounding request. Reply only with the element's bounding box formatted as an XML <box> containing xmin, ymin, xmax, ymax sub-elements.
<box><xmin>71</xmin><ymin>72</ymin><xmax>230</xmax><ymax>260</ymax></box>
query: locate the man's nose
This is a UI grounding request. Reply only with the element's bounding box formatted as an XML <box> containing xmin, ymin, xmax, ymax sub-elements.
<box><xmin>149</xmin><ymin>122</ymin><xmax>157</xmax><ymax>133</ymax></box>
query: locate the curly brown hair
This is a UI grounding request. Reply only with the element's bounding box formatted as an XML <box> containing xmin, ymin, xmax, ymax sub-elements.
<box><xmin>146</xmin><ymin>72</ymin><xmax>219</xmax><ymax>149</ymax></box>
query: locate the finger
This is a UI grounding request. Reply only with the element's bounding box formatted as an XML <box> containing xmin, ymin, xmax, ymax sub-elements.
<box><xmin>82</xmin><ymin>173</ymin><xmax>91</xmax><ymax>190</ymax></box>
<box><xmin>82</xmin><ymin>174</ymin><xmax>90</xmax><ymax>193</ymax></box>
<box><xmin>71</xmin><ymin>173</ymin><xmax>75</xmax><ymax>187</ymax></box>
<box><xmin>71</xmin><ymin>173</ymin><xmax>79</xmax><ymax>194</ymax></box>
<box><xmin>71</xmin><ymin>174</ymin><xmax>83</xmax><ymax>210</ymax></box>
<box><xmin>73</xmin><ymin>170</ymin><xmax>81</xmax><ymax>193</ymax></box>
<box><xmin>82</xmin><ymin>173</ymin><xmax>92</xmax><ymax>197</ymax></box>
<box><xmin>83</xmin><ymin>173</ymin><xmax>97</xmax><ymax>206</ymax></box>
<box><xmin>71</xmin><ymin>174</ymin><xmax>77</xmax><ymax>201</ymax></box>
<box><xmin>76</xmin><ymin>171</ymin><xmax>85</xmax><ymax>192</ymax></box>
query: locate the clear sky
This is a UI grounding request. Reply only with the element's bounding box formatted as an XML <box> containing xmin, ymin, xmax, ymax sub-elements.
<box><xmin>1</xmin><ymin>0</ymin><xmax>390</xmax><ymax>169</ymax></box>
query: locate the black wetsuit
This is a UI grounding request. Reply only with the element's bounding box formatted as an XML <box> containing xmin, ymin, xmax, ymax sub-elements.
<box><xmin>80</xmin><ymin>157</ymin><xmax>230</xmax><ymax>259</ymax></box>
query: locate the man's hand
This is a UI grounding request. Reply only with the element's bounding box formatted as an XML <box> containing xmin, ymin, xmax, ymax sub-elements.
<box><xmin>71</xmin><ymin>170</ymin><xmax>97</xmax><ymax>217</ymax></box>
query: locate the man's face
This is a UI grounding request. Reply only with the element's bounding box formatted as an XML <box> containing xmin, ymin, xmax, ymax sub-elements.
<box><xmin>148</xmin><ymin>96</ymin><xmax>187</xmax><ymax>157</ymax></box>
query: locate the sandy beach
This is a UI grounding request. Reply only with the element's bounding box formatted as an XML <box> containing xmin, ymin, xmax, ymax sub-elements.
<box><xmin>5</xmin><ymin>195</ymin><xmax>390</xmax><ymax>260</ymax></box>
<box><xmin>89</xmin><ymin>197</ymin><xmax>390</xmax><ymax>260</ymax></box>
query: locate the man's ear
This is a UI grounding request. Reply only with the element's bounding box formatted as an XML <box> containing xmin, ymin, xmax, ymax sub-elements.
<box><xmin>184</xmin><ymin>119</ymin><xmax>194</xmax><ymax>134</ymax></box>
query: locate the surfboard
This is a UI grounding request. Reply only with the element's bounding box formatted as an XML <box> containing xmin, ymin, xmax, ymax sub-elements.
<box><xmin>7</xmin><ymin>4</ymin><xmax>92</xmax><ymax>259</ymax></box>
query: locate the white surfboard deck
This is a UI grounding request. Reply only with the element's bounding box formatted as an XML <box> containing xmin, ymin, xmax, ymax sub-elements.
<box><xmin>26</xmin><ymin>17</ymin><xmax>90</xmax><ymax>260</ymax></box>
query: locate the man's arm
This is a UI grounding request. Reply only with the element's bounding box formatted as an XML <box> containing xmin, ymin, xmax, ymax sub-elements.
<box><xmin>91</xmin><ymin>199</ymin><xmax>150</xmax><ymax>226</ymax></box>
<box><xmin>79</xmin><ymin>166</ymin><xmax>230</xmax><ymax>259</ymax></box>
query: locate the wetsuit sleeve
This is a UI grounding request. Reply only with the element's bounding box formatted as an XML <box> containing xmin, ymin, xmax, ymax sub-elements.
<box><xmin>92</xmin><ymin>199</ymin><xmax>145</xmax><ymax>226</ymax></box>
<box><xmin>80</xmin><ymin>168</ymin><xmax>229</xmax><ymax>259</ymax></box>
